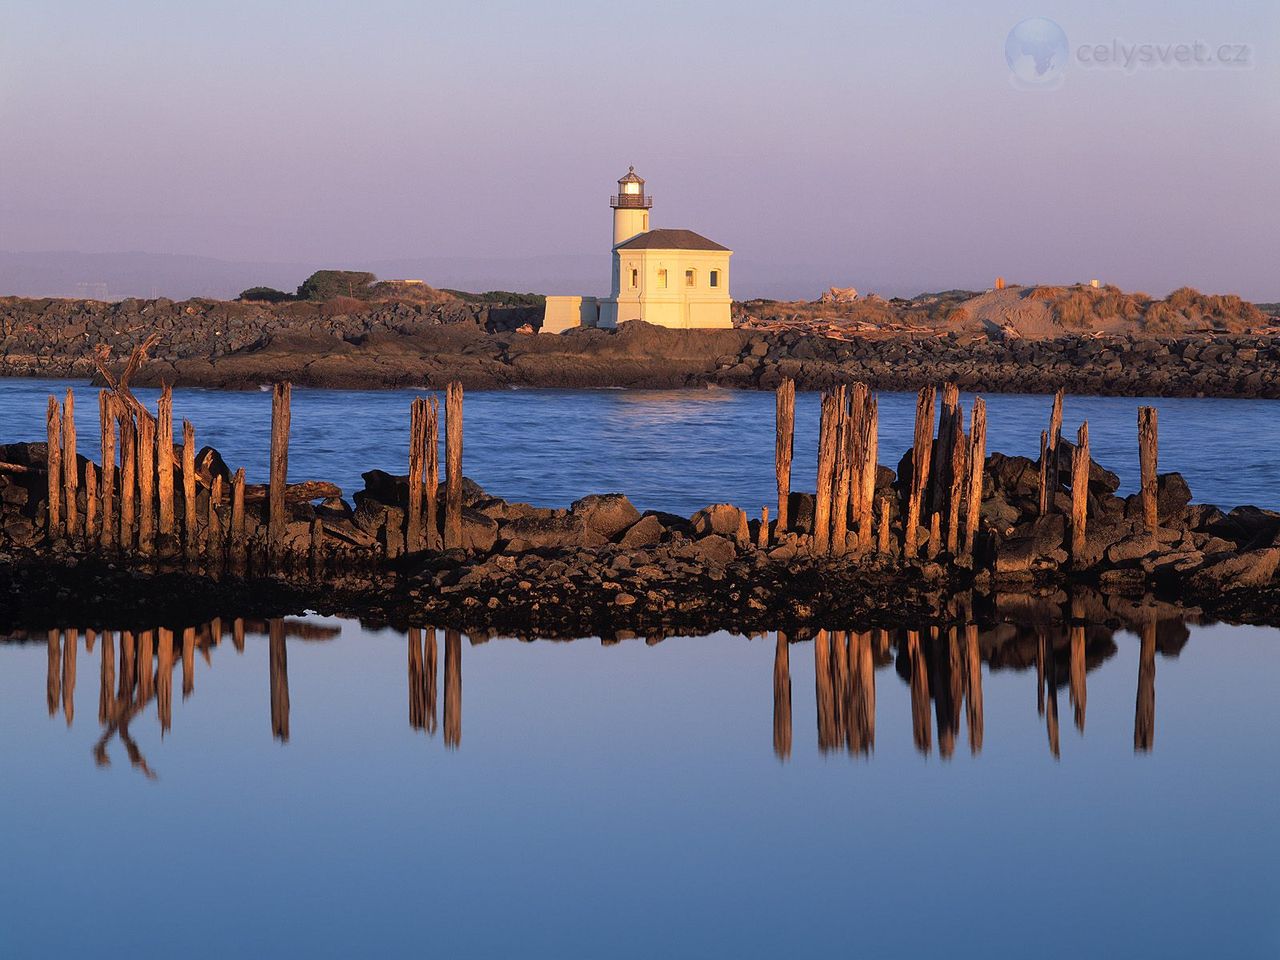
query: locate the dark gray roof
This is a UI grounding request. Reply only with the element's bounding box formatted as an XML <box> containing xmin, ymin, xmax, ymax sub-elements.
<box><xmin>615</xmin><ymin>228</ymin><xmax>730</xmax><ymax>251</ymax></box>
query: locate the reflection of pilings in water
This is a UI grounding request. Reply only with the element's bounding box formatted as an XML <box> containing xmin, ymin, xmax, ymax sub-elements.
<box><xmin>119</xmin><ymin>631</ymin><xmax>136</xmax><ymax>704</ymax></box>
<box><xmin>1070</xmin><ymin>601</ymin><xmax>1090</xmax><ymax>737</ymax></box>
<box><xmin>99</xmin><ymin>631</ymin><xmax>116</xmax><ymax>725</ymax></box>
<box><xmin>906</xmin><ymin>630</ymin><xmax>932</xmax><ymax>754</ymax></box>
<box><xmin>443</xmin><ymin>629</ymin><xmax>461</xmax><ymax>749</ymax></box>
<box><xmin>46</xmin><ymin>630</ymin><xmax>60</xmax><ymax>716</ymax></box>
<box><xmin>773</xmin><ymin>632</ymin><xmax>792</xmax><ymax>760</ymax></box>
<box><xmin>156</xmin><ymin>627</ymin><xmax>173</xmax><ymax>734</ymax></box>
<box><xmin>425</xmin><ymin>627</ymin><xmax>438</xmax><ymax>735</ymax></box>
<box><xmin>233</xmin><ymin>618</ymin><xmax>245</xmax><ymax>653</ymax></box>
<box><xmin>269</xmin><ymin>619</ymin><xmax>290</xmax><ymax>742</ymax></box>
<box><xmin>930</xmin><ymin>626</ymin><xmax>962</xmax><ymax>760</ymax></box>
<box><xmin>846</xmin><ymin>631</ymin><xmax>875</xmax><ymax>756</ymax></box>
<box><xmin>1041</xmin><ymin>630</ymin><xmax>1060</xmax><ymax>759</ymax></box>
<box><xmin>61</xmin><ymin>629</ymin><xmax>77</xmax><ymax>726</ymax></box>
<box><xmin>138</xmin><ymin>630</ymin><xmax>155</xmax><ymax>704</ymax></box>
<box><xmin>1036</xmin><ymin>629</ymin><xmax>1045</xmax><ymax>718</ymax></box>
<box><xmin>408</xmin><ymin>628</ymin><xmax>427</xmax><ymax>731</ymax></box>
<box><xmin>963</xmin><ymin>623</ymin><xmax>983</xmax><ymax>755</ymax></box>
<box><xmin>182</xmin><ymin>627</ymin><xmax>196</xmax><ymax>699</ymax></box>
<box><xmin>1135</xmin><ymin>620</ymin><xmax>1156</xmax><ymax>753</ymax></box>
<box><xmin>814</xmin><ymin>630</ymin><xmax>839</xmax><ymax>752</ymax></box>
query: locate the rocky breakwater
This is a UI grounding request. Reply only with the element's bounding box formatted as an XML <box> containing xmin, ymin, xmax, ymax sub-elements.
<box><xmin>3</xmin><ymin>292</ymin><xmax>1280</xmax><ymax>397</ymax></box>
<box><xmin>6</xmin><ymin>430</ymin><xmax>1280</xmax><ymax>635</ymax></box>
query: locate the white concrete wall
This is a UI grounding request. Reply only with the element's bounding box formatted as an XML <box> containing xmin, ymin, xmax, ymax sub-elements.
<box><xmin>542</xmin><ymin>296</ymin><xmax>599</xmax><ymax>334</ymax></box>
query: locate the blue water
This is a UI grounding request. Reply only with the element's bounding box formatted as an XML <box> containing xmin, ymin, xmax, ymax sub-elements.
<box><xmin>0</xmin><ymin>615</ymin><xmax>1276</xmax><ymax>958</ymax></box>
<box><xmin>2</xmin><ymin>378</ymin><xmax>1278</xmax><ymax>515</ymax></box>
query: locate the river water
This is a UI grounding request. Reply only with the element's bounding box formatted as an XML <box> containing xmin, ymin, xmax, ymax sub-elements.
<box><xmin>2</xmin><ymin>379</ymin><xmax>1278</xmax><ymax>956</ymax></box>
<box><xmin>0</xmin><ymin>613</ymin><xmax>1276</xmax><ymax>957</ymax></box>
<box><xmin>2</xmin><ymin>378</ymin><xmax>1278</xmax><ymax>515</ymax></box>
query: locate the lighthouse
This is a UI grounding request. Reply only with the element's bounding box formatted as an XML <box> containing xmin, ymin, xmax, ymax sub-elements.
<box><xmin>543</xmin><ymin>166</ymin><xmax>734</xmax><ymax>332</ymax></box>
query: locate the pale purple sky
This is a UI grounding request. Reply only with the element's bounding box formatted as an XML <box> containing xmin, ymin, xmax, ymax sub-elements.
<box><xmin>1</xmin><ymin>0</ymin><xmax>1276</xmax><ymax>299</ymax></box>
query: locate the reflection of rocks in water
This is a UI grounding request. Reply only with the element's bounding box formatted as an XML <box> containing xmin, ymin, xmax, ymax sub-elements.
<box><xmin>773</xmin><ymin>632</ymin><xmax>792</xmax><ymax>760</ymax></box>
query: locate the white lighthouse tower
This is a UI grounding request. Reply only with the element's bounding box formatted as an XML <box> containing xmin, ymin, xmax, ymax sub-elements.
<box><xmin>611</xmin><ymin>166</ymin><xmax>652</xmax><ymax>245</ymax></box>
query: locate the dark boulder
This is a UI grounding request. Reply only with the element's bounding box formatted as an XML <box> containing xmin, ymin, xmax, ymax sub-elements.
<box><xmin>571</xmin><ymin>493</ymin><xmax>641</xmax><ymax>539</ymax></box>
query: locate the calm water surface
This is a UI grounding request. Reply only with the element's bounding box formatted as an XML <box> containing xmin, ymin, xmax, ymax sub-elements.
<box><xmin>0</xmin><ymin>614</ymin><xmax>1276</xmax><ymax>957</ymax></box>
<box><xmin>2</xmin><ymin>379</ymin><xmax>1278</xmax><ymax>514</ymax></box>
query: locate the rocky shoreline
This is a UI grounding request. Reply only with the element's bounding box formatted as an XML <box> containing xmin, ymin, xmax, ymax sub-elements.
<box><xmin>3</xmin><ymin>295</ymin><xmax>1280</xmax><ymax>397</ymax></box>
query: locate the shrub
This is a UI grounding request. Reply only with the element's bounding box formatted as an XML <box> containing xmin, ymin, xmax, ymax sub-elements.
<box><xmin>296</xmin><ymin>270</ymin><xmax>377</xmax><ymax>301</ymax></box>
<box><xmin>237</xmin><ymin>286</ymin><xmax>294</xmax><ymax>303</ymax></box>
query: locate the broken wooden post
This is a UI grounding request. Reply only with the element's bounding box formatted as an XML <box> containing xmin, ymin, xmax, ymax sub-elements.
<box><xmin>444</xmin><ymin>381</ymin><xmax>463</xmax><ymax>550</ymax></box>
<box><xmin>46</xmin><ymin>396</ymin><xmax>62</xmax><ymax>538</ymax></box>
<box><xmin>1071</xmin><ymin>421</ymin><xmax>1090</xmax><ymax>561</ymax></box>
<box><xmin>84</xmin><ymin>463</ymin><xmax>97</xmax><ymax>541</ymax></box>
<box><xmin>425</xmin><ymin>395</ymin><xmax>440</xmax><ymax>550</ymax></box>
<box><xmin>136</xmin><ymin>414</ymin><xmax>155</xmax><ymax>555</ymax></box>
<box><xmin>831</xmin><ymin>385</ymin><xmax>854</xmax><ymax>554</ymax></box>
<box><xmin>269</xmin><ymin>383</ymin><xmax>292</xmax><ymax>561</ymax></box>
<box><xmin>62</xmin><ymin>389</ymin><xmax>78</xmax><ymax>537</ymax></box>
<box><xmin>774</xmin><ymin>378</ymin><xmax>795</xmax><ymax>533</ymax></box>
<box><xmin>407</xmin><ymin>397</ymin><xmax>426</xmax><ymax>553</ymax></box>
<box><xmin>877</xmin><ymin>496</ymin><xmax>890</xmax><ymax>554</ymax></box>
<box><xmin>118</xmin><ymin>409</ymin><xmax>136</xmax><ymax>551</ymax></box>
<box><xmin>156</xmin><ymin>385</ymin><xmax>175</xmax><ymax>546</ymax></box>
<box><xmin>945</xmin><ymin>412</ymin><xmax>967</xmax><ymax>556</ymax></box>
<box><xmin>931</xmin><ymin>382</ymin><xmax>959</xmax><ymax>522</ymax></box>
<box><xmin>1138</xmin><ymin>406</ymin><xmax>1158</xmax><ymax>533</ymax></box>
<box><xmin>1039</xmin><ymin>390</ymin><xmax>1063</xmax><ymax>514</ymax></box>
<box><xmin>230</xmin><ymin>467</ymin><xmax>247</xmax><ymax>565</ymax></box>
<box><xmin>962</xmin><ymin>397</ymin><xmax>987</xmax><ymax>557</ymax></box>
<box><xmin>180</xmin><ymin>420</ymin><xmax>197</xmax><ymax>561</ymax></box>
<box><xmin>757</xmin><ymin>506</ymin><xmax>770</xmax><ymax>549</ymax></box>
<box><xmin>904</xmin><ymin>385</ymin><xmax>935</xmax><ymax>558</ymax></box>
<box><xmin>856</xmin><ymin>394</ymin><xmax>879</xmax><ymax>554</ymax></box>
<box><xmin>98</xmin><ymin>391</ymin><xmax>115</xmax><ymax>550</ymax></box>
<box><xmin>813</xmin><ymin>390</ymin><xmax>840</xmax><ymax>555</ymax></box>
<box><xmin>207</xmin><ymin>475</ymin><xmax>224</xmax><ymax>562</ymax></box>
<box><xmin>927</xmin><ymin>511</ymin><xmax>941</xmax><ymax>559</ymax></box>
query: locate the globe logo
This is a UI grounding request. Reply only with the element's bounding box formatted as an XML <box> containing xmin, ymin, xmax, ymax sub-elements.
<box><xmin>1005</xmin><ymin>17</ymin><xmax>1069</xmax><ymax>87</ymax></box>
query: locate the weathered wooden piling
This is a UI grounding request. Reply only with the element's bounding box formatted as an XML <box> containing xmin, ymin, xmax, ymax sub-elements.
<box><xmin>156</xmin><ymin>385</ymin><xmax>175</xmax><ymax>543</ymax></box>
<box><xmin>269</xmin><ymin>383</ymin><xmax>292</xmax><ymax>560</ymax></box>
<box><xmin>757</xmin><ymin>506</ymin><xmax>770</xmax><ymax>549</ymax></box>
<box><xmin>831</xmin><ymin>386</ymin><xmax>855</xmax><ymax>554</ymax></box>
<box><xmin>1039</xmin><ymin>389</ymin><xmax>1064</xmax><ymax>514</ymax></box>
<box><xmin>182</xmin><ymin>420</ymin><xmax>197</xmax><ymax>560</ymax></box>
<box><xmin>1138</xmin><ymin>406</ymin><xmax>1159</xmax><ymax>533</ymax></box>
<box><xmin>931</xmin><ymin>382</ymin><xmax>959</xmax><ymax>522</ymax></box>
<box><xmin>774</xmin><ymin>378</ymin><xmax>795</xmax><ymax>533</ymax></box>
<box><xmin>84</xmin><ymin>463</ymin><xmax>97</xmax><ymax>540</ymax></box>
<box><xmin>98</xmin><ymin>391</ymin><xmax>115</xmax><ymax>550</ymax></box>
<box><xmin>962</xmin><ymin>397</ymin><xmax>987</xmax><ymax>557</ymax></box>
<box><xmin>46</xmin><ymin>397</ymin><xmax>62</xmax><ymax>538</ymax></box>
<box><xmin>1071</xmin><ymin>421</ymin><xmax>1090</xmax><ymax>560</ymax></box>
<box><xmin>208</xmin><ymin>475</ymin><xmax>224</xmax><ymax>561</ymax></box>
<box><xmin>904</xmin><ymin>386</ymin><xmax>935</xmax><ymax>558</ymax></box>
<box><xmin>118</xmin><ymin>409</ymin><xmax>136</xmax><ymax>551</ymax></box>
<box><xmin>877</xmin><ymin>496</ymin><xmax>890</xmax><ymax>554</ymax></box>
<box><xmin>813</xmin><ymin>391</ymin><xmax>841</xmax><ymax>555</ymax></box>
<box><xmin>856</xmin><ymin>395</ymin><xmax>879</xmax><ymax>554</ymax></box>
<box><xmin>62</xmin><ymin>390</ymin><xmax>78</xmax><ymax>537</ymax></box>
<box><xmin>407</xmin><ymin>397</ymin><xmax>427</xmax><ymax>553</ymax></box>
<box><xmin>927</xmin><ymin>511</ymin><xmax>941</xmax><ymax>559</ymax></box>
<box><xmin>425</xmin><ymin>395</ymin><xmax>440</xmax><ymax>551</ymax></box>
<box><xmin>230</xmin><ymin>467</ymin><xmax>247</xmax><ymax>564</ymax></box>
<box><xmin>137</xmin><ymin>414</ymin><xmax>156</xmax><ymax>555</ymax></box>
<box><xmin>444</xmin><ymin>381</ymin><xmax>463</xmax><ymax>550</ymax></box>
<box><xmin>945</xmin><ymin>421</ymin><xmax>966</xmax><ymax>556</ymax></box>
